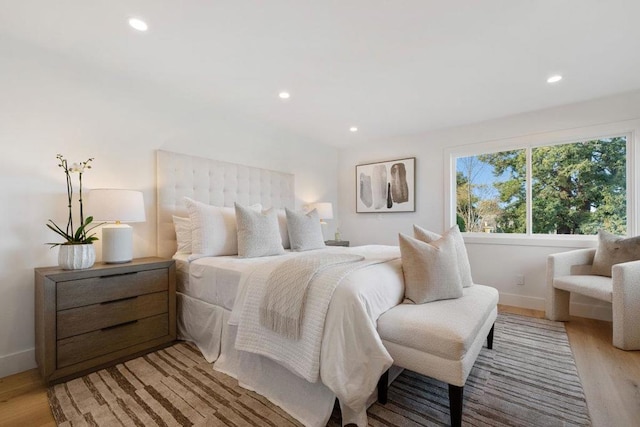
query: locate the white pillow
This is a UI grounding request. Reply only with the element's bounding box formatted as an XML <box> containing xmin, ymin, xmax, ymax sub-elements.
<box><xmin>184</xmin><ymin>197</ymin><xmax>262</xmax><ymax>257</ymax></box>
<box><xmin>277</xmin><ymin>209</ymin><xmax>290</xmax><ymax>249</ymax></box>
<box><xmin>399</xmin><ymin>232</ymin><xmax>464</xmax><ymax>304</ymax></box>
<box><xmin>413</xmin><ymin>224</ymin><xmax>473</xmax><ymax>288</ymax></box>
<box><xmin>172</xmin><ymin>215</ymin><xmax>192</xmax><ymax>254</ymax></box>
<box><xmin>285</xmin><ymin>208</ymin><xmax>326</xmax><ymax>251</ymax></box>
<box><xmin>235</xmin><ymin>204</ymin><xmax>285</xmax><ymax>258</ymax></box>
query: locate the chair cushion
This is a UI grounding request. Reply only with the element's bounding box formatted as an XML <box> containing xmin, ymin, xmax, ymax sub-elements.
<box><xmin>553</xmin><ymin>275</ymin><xmax>612</xmax><ymax>302</ymax></box>
<box><xmin>591</xmin><ymin>230</ymin><xmax>640</xmax><ymax>277</ymax></box>
<box><xmin>377</xmin><ymin>285</ymin><xmax>498</xmax><ymax>361</ymax></box>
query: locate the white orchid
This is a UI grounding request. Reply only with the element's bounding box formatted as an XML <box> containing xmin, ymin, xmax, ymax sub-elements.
<box><xmin>47</xmin><ymin>154</ymin><xmax>99</xmax><ymax>247</ymax></box>
<box><xmin>69</xmin><ymin>159</ymin><xmax>93</xmax><ymax>173</ymax></box>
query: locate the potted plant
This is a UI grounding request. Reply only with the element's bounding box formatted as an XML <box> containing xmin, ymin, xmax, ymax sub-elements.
<box><xmin>47</xmin><ymin>154</ymin><xmax>100</xmax><ymax>269</ymax></box>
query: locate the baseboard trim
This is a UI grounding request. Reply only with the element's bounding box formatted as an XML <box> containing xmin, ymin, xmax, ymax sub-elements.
<box><xmin>498</xmin><ymin>292</ymin><xmax>612</xmax><ymax>322</ymax></box>
<box><xmin>0</xmin><ymin>347</ymin><xmax>36</xmax><ymax>379</ymax></box>
<box><xmin>499</xmin><ymin>293</ymin><xmax>546</xmax><ymax>311</ymax></box>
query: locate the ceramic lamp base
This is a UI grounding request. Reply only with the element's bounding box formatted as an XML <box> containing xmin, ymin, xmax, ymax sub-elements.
<box><xmin>102</xmin><ymin>224</ymin><xmax>133</xmax><ymax>263</ymax></box>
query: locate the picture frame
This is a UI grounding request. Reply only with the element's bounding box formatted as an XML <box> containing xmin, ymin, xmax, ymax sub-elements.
<box><xmin>356</xmin><ymin>157</ymin><xmax>415</xmax><ymax>213</ymax></box>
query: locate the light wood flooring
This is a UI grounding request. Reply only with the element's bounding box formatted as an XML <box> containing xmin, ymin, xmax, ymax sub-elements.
<box><xmin>1</xmin><ymin>306</ymin><xmax>638</xmax><ymax>427</ymax></box>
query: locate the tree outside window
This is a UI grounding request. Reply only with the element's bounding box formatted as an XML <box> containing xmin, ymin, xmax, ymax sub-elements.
<box><xmin>455</xmin><ymin>136</ymin><xmax>627</xmax><ymax>235</ymax></box>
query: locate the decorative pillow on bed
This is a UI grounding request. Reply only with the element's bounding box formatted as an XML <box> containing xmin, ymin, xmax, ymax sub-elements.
<box><xmin>399</xmin><ymin>232</ymin><xmax>464</xmax><ymax>304</ymax></box>
<box><xmin>172</xmin><ymin>215</ymin><xmax>192</xmax><ymax>254</ymax></box>
<box><xmin>277</xmin><ymin>209</ymin><xmax>291</xmax><ymax>249</ymax></box>
<box><xmin>235</xmin><ymin>203</ymin><xmax>286</xmax><ymax>258</ymax></box>
<box><xmin>285</xmin><ymin>208</ymin><xmax>326</xmax><ymax>251</ymax></box>
<box><xmin>413</xmin><ymin>224</ymin><xmax>473</xmax><ymax>287</ymax></box>
<box><xmin>184</xmin><ymin>197</ymin><xmax>262</xmax><ymax>257</ymax></box>
<box><xmin>591</xmin><ymin>229</ymin><xmax>640</xmax><ymax>277</ymax></box>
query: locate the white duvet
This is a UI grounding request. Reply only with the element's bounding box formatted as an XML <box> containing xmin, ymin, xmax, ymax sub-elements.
<box><xmin>229</xmin><ymin>245</ymin><xmax>404</xmax><ymax>426</ymax></box>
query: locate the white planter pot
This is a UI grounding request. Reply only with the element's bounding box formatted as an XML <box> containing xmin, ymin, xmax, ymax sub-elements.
<box><xmin>58</xmin><ymin>244</ymin><xmax>96</xmax><ymax>270</ymax></box>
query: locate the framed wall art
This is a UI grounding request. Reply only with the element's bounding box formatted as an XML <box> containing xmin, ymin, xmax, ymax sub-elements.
<box><xmin>356</xmin><ymin>157</ymin><xmax>415</xmax><ymax>213</ymax></box>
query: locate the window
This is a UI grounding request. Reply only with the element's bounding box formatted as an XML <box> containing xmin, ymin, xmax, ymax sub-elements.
<box><xmin>454</xmin><ymin>136</ymin><xmax>628</xmax><ymax>235</ymax></box>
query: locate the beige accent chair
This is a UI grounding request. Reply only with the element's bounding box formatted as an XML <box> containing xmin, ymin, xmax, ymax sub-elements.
<box><xmin>546</xmin><ymin>248</ymin><xmax>640</xmax><ymax>350</ymax></box>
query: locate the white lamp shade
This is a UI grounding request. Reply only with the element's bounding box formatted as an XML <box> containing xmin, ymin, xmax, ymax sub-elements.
<box><xmin>87</xmin><ymin>189</ymin><xmax>146</xmax><ymax>222</ymax></box>
<box><xmin>310</xmin><ymin>202</ymin><xmax>333</xmax><ymax>220</ymax></box>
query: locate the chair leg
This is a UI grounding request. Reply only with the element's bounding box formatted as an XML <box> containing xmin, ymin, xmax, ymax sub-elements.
<box><xmin>377</xmin><ymin>369</ymin><xmax>389</xmax><ymax>404</ymax></box>
<box><xmin>546</xmin><ymin>287</ymin><xmax>571</xmax><ymax>321</ymax></box>
<box><xmin>448</xmin><ymin>384</ymin><xmax>463</xmax><ymax>427</ymax></box>
<box><xmin>487</xmin><ymin>323</ymin><xmax>495</xmax><ymax>350</ymax></box>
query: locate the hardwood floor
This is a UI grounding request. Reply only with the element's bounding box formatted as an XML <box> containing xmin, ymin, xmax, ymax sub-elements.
<box><xmin>0</xmin><ymin>368</ymin><xmax>55</xmax><ymax>427</ymax></box>
<box><xmin>0</xmin><ymin>306</ymin><xmax>638</xmax><ymax>426</ymax></box>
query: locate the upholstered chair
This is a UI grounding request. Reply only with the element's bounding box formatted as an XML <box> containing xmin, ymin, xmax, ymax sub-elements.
<box><xmin>546</xmin><ymin>248</ymin><xmax>640</xmax><ymax>350</ymax></box>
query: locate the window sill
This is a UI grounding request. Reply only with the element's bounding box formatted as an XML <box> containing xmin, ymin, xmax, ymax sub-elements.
<box><xmin>462</xmin><ymin>233</ymin><xmax>598</xmax><ymax>248</ymax></box>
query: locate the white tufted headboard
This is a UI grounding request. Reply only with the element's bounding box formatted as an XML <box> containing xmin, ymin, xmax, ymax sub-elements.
<box><xmin>156</xmin><ymin>150</ymin><xmax>295</xmax><ymax>258</ymax></box>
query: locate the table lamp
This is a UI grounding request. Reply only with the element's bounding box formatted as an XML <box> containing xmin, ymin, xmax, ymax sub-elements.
<box><xmin>309</xmin><ymin>202</ymin><xmax>333</xmax><ymax>224</ymax></box>
<box><xmin>87</xmin><ymin>189</ymin><xmax>146</xmax><ymax>263</ymax></box>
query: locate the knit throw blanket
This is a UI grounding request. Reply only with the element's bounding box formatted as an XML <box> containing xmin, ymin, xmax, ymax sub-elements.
<box><xmin>260</xmin><ymin>253</ymin><xmax>364</xmax><ymax>339</ymax></box>
<box><xmin>234</xmin><ymin>249</ymin><xmax>398</xmax><ymax>382</ymax></box>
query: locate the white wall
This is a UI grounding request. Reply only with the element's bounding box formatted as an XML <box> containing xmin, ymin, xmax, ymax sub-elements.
<box><xmin>338</xmin><ymin>89</ymin><xmax>640</xmax><ymax>320</ymax></box>
<box><xmin>0</xmin><ymin>38</ymin><xmax>338</xmax><ymax>378</ymax></box>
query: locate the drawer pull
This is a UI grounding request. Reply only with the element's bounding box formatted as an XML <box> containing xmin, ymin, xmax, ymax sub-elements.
<box><xmin>101</xmin><ymin>320</ymin><xmax>138</xmax><ymax>331</ymax></box>
<box><xmin>100</xmin><ymin>296</ymin><xmax>138</xmax><ymax>305</ymax></box>
<box><xmin>99</xmin><ymin>271</ymin><xmax>138</xmax><ymax>279</ymax></box>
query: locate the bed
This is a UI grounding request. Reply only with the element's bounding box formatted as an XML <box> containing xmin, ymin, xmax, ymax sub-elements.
<box><xmin>157</xmin><ymin>150</ymin><xmax>405</xmax><ymax>426</ymax></box>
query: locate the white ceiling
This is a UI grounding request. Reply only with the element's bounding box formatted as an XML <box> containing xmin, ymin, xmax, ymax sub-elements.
<box><xmin>2</xmin><ymin>1</ymin><xmax>640</xmax><ymax>147</ymax></box>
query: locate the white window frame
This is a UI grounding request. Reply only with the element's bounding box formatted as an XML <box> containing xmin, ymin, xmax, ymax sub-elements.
<box><xmin>444</xmin><ymin>120</ymin><xmax>639</xmax><ymax>247</ymax></box>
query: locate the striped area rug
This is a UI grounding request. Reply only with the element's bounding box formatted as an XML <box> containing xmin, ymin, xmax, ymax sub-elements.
<box><xmin>48</xmin><ymin>313</ymin><xmax>590</xmax><ymax>426</ymax></box>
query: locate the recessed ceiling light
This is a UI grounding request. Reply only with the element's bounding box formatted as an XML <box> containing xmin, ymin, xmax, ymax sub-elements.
<box><xmin>278</xmin><ymin>92</ymin><xmax>290</xmax><ymax>99</ymax></box>
<box><xmin>128</xmin><ymin>18</ymin><xmax>148</xmax><ymax>32</ymax></box>
<box><xmin>349</xmin><ymin>126</ymin><xmax>358</xmax><ymax>132</ymax></box>
<box><xmin>547</xmin><ymin>75</ymin><xmax>563</xmax><ymax>83</ymax></box>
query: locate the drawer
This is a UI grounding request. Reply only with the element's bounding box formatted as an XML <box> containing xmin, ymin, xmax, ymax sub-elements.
<box><xmin>57</xmin><ymin>314</ymin><xmax>169</xmax><ymax>368</ymax></box>
<box><xmin>57</xmin><ymin>268</ymin><xmax>168</xmax><ymax>310</ymax></box>
<box><xmin>57</xmin><ymin>291</ymin><xmax>168</xmax><ymax>339</ymax></box>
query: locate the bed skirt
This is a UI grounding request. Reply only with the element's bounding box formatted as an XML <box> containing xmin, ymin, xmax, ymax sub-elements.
<box><xmin>176</xmin><ymin>292</ymin><xmax>337</xmax><ymax>426</ymax></box>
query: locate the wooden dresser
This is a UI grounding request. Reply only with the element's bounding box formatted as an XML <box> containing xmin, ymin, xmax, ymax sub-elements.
<box><xmin>35</xmin><ymin>257</ymin><xmax>176</xmax><ymax>384</ymax></box>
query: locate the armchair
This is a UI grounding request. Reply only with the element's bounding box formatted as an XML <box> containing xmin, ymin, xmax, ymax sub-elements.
<box><xmin>546</xmin><ymin>248</ymin><xmax>640</xmax><ymax>350</ymax></box>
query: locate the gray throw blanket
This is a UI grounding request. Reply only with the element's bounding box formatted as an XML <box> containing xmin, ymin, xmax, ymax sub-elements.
<box><xmin>260</xmin><ymin>253</ymin><xmax>364</xmax><ymax>339</ymax></box>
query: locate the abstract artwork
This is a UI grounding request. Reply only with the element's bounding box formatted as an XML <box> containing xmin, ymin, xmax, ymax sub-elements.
<box><xmin>356</xmin><ymin>157</ymin><xmax>415</xmax><ymax>212</ymax></box>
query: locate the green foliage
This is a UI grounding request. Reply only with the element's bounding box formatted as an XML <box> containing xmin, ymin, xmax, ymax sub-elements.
<box><xmin>46</xmin><ymin>216</ymin><xmax>100</xmax><ymax>247</ymax></box>
<box><xmin>456</xmin><ymin>171</ymin><xmax>475</xmax><ymax>231</ymax></box>
<box><xmin>456</xmin><ymin>137</ymin><xmax>627</xmax><ymax>235</ymax></box>
<box><xmin>456</xmin><ymin>214</ymin><xmax>466</xmax><ymax>232</ymax></box>
<box><xmin>531</xmin><ymin>137</ymin><xmax>626</xmax><ymax>234</ymax></box>
<box><xmin>478</xmin><ymin>150</ymin><xmax>526</xmax><ymax>233</ymax></box>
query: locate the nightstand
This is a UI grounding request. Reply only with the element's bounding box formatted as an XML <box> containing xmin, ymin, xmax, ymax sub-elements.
<box><xmin>325</xmin><ymin>240</ymin><xmax>350</xmax><ymax>247</ymax></box>
<box><xmin>35</xmin><ymin>257</ymin><xmax>176</xmax><ymax>384</ymax></box>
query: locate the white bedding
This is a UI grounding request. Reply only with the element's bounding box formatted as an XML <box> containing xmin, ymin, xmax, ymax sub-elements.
<box><xmin>233</xmin><ymin>247</ymin><xmax>399</xmax><ymax>383</ymax></box>
<box><xmin>176</xmin><ymin>245</ymin><xmax>405</xmax><ymax>427</ymax></box>
<box><xmin>174</xmin><ymin>252</ymin><xmax>284</xmax><ymax>309</ymax></box>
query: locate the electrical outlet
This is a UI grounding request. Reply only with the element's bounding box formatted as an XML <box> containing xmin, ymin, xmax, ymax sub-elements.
<box><xmin>515</xmin><ymin>274</ymin><xmax>525</xmax><ymax>285</ymax></box>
